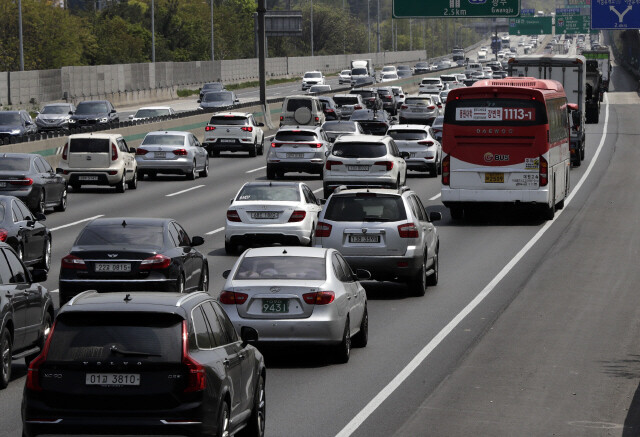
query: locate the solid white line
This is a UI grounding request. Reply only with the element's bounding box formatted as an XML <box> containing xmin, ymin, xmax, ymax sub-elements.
<box><xmin>165</xmin><ymin>185</ymin><xmax>204</xmax><ymax>197</ymax></box>
<box><xmin>50</xmin><ymin>215</ymin><xmax>104</xmax><ymax>232</ymax></box>
<box><xmin>50</xmin><ymin>289</ymin><xmax>58</xmax><ymax>294</ymax></box>
<box><xmin>206</xmin><ymin>227</ymin><xmax>225</xmax><ymax>235</ymax></box>
<box><xmin>429</xmin><ymin>193</ymin><xmax>441</xmax><ymax>201</ymax></box>
<box><xmin>313</xmin><ymin>188</ymin><xmax>323</xmax><ymax>194</ymax></box>
<box><xmin>335</xmin><ymin>94</ymin><xmax>610</xmax><ymax>437</ymax></box>
<box><xmin>246</xmin><ymin>166</ymin><xmax>266</xmax><ymax>174</ymax></box>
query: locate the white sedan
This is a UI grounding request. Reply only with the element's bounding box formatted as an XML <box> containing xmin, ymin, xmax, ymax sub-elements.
<box><xmin>225</xmin><ymin>181</ymin><xmax>322</xmax><ymax>254</ymax></box>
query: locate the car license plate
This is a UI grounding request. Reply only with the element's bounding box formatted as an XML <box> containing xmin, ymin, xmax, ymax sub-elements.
<box><xmin>485</xmin><ymin>172</ymin><xmax>504</xmax><ymax>183</ymax></box>
<box><xmin>154</xmin><ymin>152</ymin><xmax>166</xmax><ymax>158</ymax></box>
<box><xmin>262</xmin><ymin>299</ymin><xmax>288</xmax><ymax>313</ymax></box>
<box><xmin>349</xmin><ymin>235</ymin><xmax>380</xmax><ymax>243</ymax></box>
<box><xmin>95</xmin><ymin>263</ymin><xmax>132</xmax><ymax>273</ymax></box>
<box><xmin>286</xmin><ymin>153</ymin><xmax>304</xmax><ymax>158</ymax></box>
<box><xmin>220</xmin><ymin>139</ymin><xmax>235</xmax><ymax>143</ymax></box>
<box><xmin>412</xmin><ymin>108</ymin><xmax>423</xmax><ymax>112</ymax></box>
<box><xmin>251</xmin><ymin>211</ymin><xmax>279</xmax><ymax>219</ymax></box>
<box><xmin>86</xmin><ymin>373</ymin><xmax>140</xmax><ymax>386</ymax></box>
<box><xmin>347</xmin><ymin>165</ymin><xmax>369</xmax><ymax>171</ymax></box>
<box><xmin>78</xmin><ymin>176</ymin><xmax>99</xmax><ymax>181</ymax></box>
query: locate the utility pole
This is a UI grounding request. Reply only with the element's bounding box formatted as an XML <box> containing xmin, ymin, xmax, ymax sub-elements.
<box><xmin>367</xmin><ymin>0</ymin><xmax>370</xmax><ymax>53</ymax></box>
<box><xmin>376</xmin><ymin>0</ymin><xmax>380</xmax><ymax>52</ymax></box>
<box><xmin>151</xmin><ymin>0</ymin><xmax>155</xmax><ymax>62</ymax></box>
<box><xmin>258</xmin><ymin>0</ymin><xmax>266</xmax><ymax>106</ymax></box>
<box><xmin>409</xmin><ymin>19</ymin><xmax>412</xmax><ymax>51</ymax></box>
<box><xmin>310</xmin><ymin>0</ymin><xmax>314</xmax><ymax>56</ymax></box>
<box><xmin>343</xmin><ymin>0</ymin><xmax>346</xmax><ymax>54</ymax></box>
<box><xmin>18</xmin><ymin>0</ymin><xmax>24</xmax><ymax>71</ymax></box>
<box><xmin>210</xmin><ymin>0</ymin><xmax>215</xmax><ymax>61</ymax></box>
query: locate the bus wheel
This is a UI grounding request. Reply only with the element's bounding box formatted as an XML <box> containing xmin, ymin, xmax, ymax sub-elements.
<box><xmin>450</xmin><ymin>206</ymin><xmax>464</xmax><ymax>220</ymax></box>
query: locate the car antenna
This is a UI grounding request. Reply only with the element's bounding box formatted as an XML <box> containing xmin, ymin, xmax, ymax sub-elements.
<box><xmin>124</xmin><ymin>293</ymin><xmax>132</xmax><ymax>302</ymax></box>
<box><xmin>121</xmin><ymin>220</ymin><xmax>127</xmax><ymax>227</ymax></box>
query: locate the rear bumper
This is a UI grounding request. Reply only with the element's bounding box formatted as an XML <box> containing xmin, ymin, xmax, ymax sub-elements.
<box><xmin>342</xmin><ymin>253</ymin><xmax>423</xmax><ymax>280</ymax></box>
<box><xmin>64</xmin><ymin>170</ymin><xmax>123</xmax><ymax>186</ymax></box>
<box><xmin>441</xmin><ymin>186</ymin><xmax>549</xmax><ymax>204</ymax></box>
<box><xmin>267</xmin><ymin>161</ymin><xmax>324</xmax><ymax>174</ymax></box>
<box><xmin>323</xmin><ymin>175</ymin><xmax>398</xmax><ymax>191</ymax></box>
<box><xmin>136</xmin><ymin>158</ymin><xmax>192</xmax><ymax>173</ymax></box>
<box><xmin>59</xmin><ymin>278</ymin><xmax>177</xmax><ymax>304</ymax></box>
<box><xmin>203</xmin><ymin>139</ymin><xmax>253</xmax><ymax>152</ymax></box>
<box><xmin>226</xmin><ymin>223</ymin><xmax>310</xmax><ymax>245</ymax></box>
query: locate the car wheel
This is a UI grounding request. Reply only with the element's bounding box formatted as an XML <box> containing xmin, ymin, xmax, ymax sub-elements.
<box><xmin>238</xmin><ymin>374</ymin><xmax>266</xmax><ymax>437</ymax></box>
<box><xmin>217</xmin><ymin>400</ymin><xmax>230</xmax><ymax>437</ymax></box>
<box><xmin>35</xmin><ymin>189</ymin><xmax>45</xmax><ymax>215</ymax></box>
<box><xmin>0</xmin><ymin>328</ymin><xmax>11</xmax><ymax>389</ymax></box>
<box><xmin>258</xmin><ymin>138</ymin><xmax>264</xmax><ymax>156</ymax></box>
<box><xmin>127</xmin><ymin>170</ymin><xmax>137</xmax><ymax>189</ymax></box>
<box><xmin>580</xmin><ymin>147</ymin><xmax>585</xmax><ymax>161</ymax></box>
<box><xmin>225</xmin><ymin>241</ymin><xmax>238</xmax><ymax>255</ymax></box>
<box><xmin>199</xmin><ymin>264</ymin><xmax>209</xmax><ymax>292</ymax></box>
<box><xmin>25</xmin><ymin>312</ymin><xmax>51</xmax><ymax>366</ymax></box>
<box><xmin>187</xmin><ymin>161</ymin><xmax>197</xmax><ymax>180</ymax></box>
<box><xmin>199</xmin><ymin>158</ymin><xmax>209</xmax><ymax>178</ymax></box>
<box><xmin>543</xmin><ymin>187</ymin><xmax>555</xmax><ymax>221</ymax></box>
<box><xmin>115</xmin><ymin>175</ymin><xmax>126</xmax><ymax>193</ymax></box>
<box><xmin>249</xmin><ymin>142</ymin><xmax>257</xmax><ymax>157</ymax></box>
<box><xmin>351</xmin><ymin>307</ymin><xmax>368</xmax><ymax>348</ymax></box>
<box><xmin>408</xmin><ymin>258</ymin><xmax>427</xmax><ymax>297</ymax></box>
<box><xmin>573</xmin><ymin>154</ymin><xmax>581</xmax><ymax>167</ymax></box>
<box><xmin>34</xmin><ymin>237</ymin><xmax>51</xmax><ymax>271</ymax></box>
<box><xmin>334</xmin><ymin>318</ymin><xmax>351</xmax><ymax>364</ymax></box>
<box><xmin>426</xmin><ymin>251</ymin><xmax>439</xmax><ymax>286</ymax></box>
<box><xmin>266</xmin><ymin>166</ymin><xmax>276</xmax><ymax>180</ymax></box>
<box><xmin>54</xmin><ymin>186</ymin><xmax>67</xmax><ymax>212</ymax></box>
<box><xmin>176</xmin><ymin>274</ymin><xmax>185</xmax><ymax>294</ymax></box>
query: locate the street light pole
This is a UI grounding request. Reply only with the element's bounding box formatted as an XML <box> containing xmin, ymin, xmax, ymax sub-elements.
<box><xmin>409</xmin><ymin>19</ymin><xmax>412</xmax><ymax>51</ymax></box>
<box><xmin>151</xmin><ymin>0</ymin><xmax>155</xmax><ymax>62</ymax></box>
<box><xmin>367</xmin><ymin>0</ymin><xmax>370</xmax><ymax>53</ymax></box>
<box><xmin>18</xmin><ymin>0</ymin><xmax>24</xmax><ymax>71</ymax></box>
<box><xmin>376</xmin><ymin>0</ymin><xmax>380</xmax><ymax>52</ymax></box>
<box><xmin>210</xmin><ymin>0</ymin><xmax>215</xmax><ymax>61</ymax></box>
<box><xmin>310</xmin><ymin>0</ymin><xmax>314</xmax><ymax>56</ymax></box>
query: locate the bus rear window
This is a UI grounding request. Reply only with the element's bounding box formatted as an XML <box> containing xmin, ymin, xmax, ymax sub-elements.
<box><xmin>444</xmin><ymin>98</ymin><xmax>547</xmax><ymax>126</ymax></box>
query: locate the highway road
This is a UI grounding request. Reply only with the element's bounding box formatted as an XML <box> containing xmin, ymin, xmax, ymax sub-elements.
<box><xmin>2</xmin><ymin>47</ymin><xmax>638</xmax><ymax>437</ymax></box>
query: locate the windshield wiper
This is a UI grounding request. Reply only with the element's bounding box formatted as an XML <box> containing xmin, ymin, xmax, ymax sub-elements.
<box><xmin>110</xmin><ymin>345</ymin><xmax>161</xmax><ymax>357</ymax></box>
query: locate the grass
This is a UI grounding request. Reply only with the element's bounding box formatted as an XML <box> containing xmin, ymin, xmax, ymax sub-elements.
<box><xmin>177</xmin><ymin>76</ymin><xmax>300</xmax><ymax>97</ymax></box>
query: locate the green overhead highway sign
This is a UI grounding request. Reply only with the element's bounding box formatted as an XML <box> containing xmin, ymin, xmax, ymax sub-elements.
<box><xmin>392</xmin><ymin>0</ymin><xmax>520</xmax><ymax>19</ymax></box>
<box><xmin>555</xmin><ymin>14</ymin><xmax>591</xmax><ymax>34</ymax></box>
<box><xmin>509</xmin><ymin>17</ymin><xmax>553</xmax><ymax>35</ymax></box>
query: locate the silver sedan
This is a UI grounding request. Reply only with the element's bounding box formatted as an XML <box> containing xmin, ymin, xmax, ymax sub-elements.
<box><xmin>135</xmin><ymin>131</ymin><xmax>209</xmax><ymax>180</ymax></box>
<box><xmin>219</xmin><ymin>246</ymin><xmax>370</xmax><ymax>363</ymax></box>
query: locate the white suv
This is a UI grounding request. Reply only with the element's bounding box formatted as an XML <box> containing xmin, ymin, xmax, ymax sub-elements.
<box><xmin>301</xmin><ymin>71</ymin><xmax>325</xmax><ymax>90</ymax></box>
<box><xmin>266</xmin><ymin>125</ymin><xmax>330</xmax><ymax>179</ymax></box>
<box><xmin>323</xmin><ymin>134</ymin><xmax>408</xmax><ymax>198</ymax></box>
<box><xmin>202</xmin><ymin>112</ymin><xmax>265</xmax><ymax>157</ymax></box>
<box><xmin>386</xmin><ymin>124</ymin><xmax>442</xmax><ymax>177</ymax></box>
<box><xmin>59</xmin><ymin>133</ymin><xmax>137</xmax><ymax>192</ymax></box>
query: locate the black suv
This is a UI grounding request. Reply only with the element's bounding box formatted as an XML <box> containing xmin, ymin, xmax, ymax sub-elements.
<box><xmin>69</xmin><ymin>100</ymin><xmax>118</xmax><ymax>127</ymax></box>
<box><xmin>22</xmin><ymin>291</ymin><xmax>266</xmax><ymax>437</ymax></box>
<box><xmin>349</xmin><ymin>88</ymin><xmax>383</xmax><ymax>110</ymax></box>
<box><xmin>349</xmin><ymin>109</ymin><xmax>394</xmax><ymax>136</ymax></box>
<box><xmin>375</xmin><ymin>87</ymin><xmax>398</xmax><ymax>116</ymax></box>
<box><xmin>0</xmin><ymin>242</ymin><xmax>51</xmax><ymax>389</ymax></box>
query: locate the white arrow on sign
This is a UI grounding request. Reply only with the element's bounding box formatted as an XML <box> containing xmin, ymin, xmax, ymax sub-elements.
<box><xmin>610</xmin><ymin>5</ymin><xmax>632</xmax><ymax>23</ymax></box>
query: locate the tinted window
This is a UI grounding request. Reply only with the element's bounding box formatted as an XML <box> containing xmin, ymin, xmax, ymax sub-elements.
<box><xmin>351</xmin><ymin>68</ymin><xmax>367</xmax><ymax>75</ymax></box>
<box><xmin>324</xmin><ymin>194</ymin><xmax>407</xmax><ymax>222</ymax></box>
<box><xmin>331</xmin><ymin>142</ymin><xmax>387</xmax><ymax>158</ymax></box>
<box><xmin>202</xmin><ymin>302</ymin><xmax>225</xmax><ymax>346</ymax></box>
<box><xmin>173</xmin><ymin>223</ymin><xmax>191</xmax><ymax>246</ymax></box>
<box><xmin>405</xmin><ymin>98</ymin><xmax>432</xmax><ymax>106</ymax></box>
<box><xmin>34</xmin><ymin>158</ymin><xmax>46</xmax><ymax>173</ymax></box>
<box><xmin>11</xmin><ymin>201</ymin><xmax>23</xmax><ymax>222</ymax></box>
<box><xmin>202</xmin><ymin>83</ymin><xmax>224</xmax><ymax>91</ymax></box>
<box><xmin>4</xmin><ymin>248</ymin><xmax>27</xmax><ymax>283</ymax></box>
<box><xmin>0</xmin><ymin>204</ymin><xmax>4</xmax><ymax>222</ymax></box>
<box><xmin>141</xmin><ymin>134</ymin><xmax>186</xmax><ymax>146</ymax></box>
<box><xmin>358</xmin><ymin>122</ymin><xmax>390</xmax><ymax>136</ymax></box>
<box><xmin>332</xmin><ymin>254</ymin><xmax>351</xmax><ymax>282</ymax></box>
<box><xmin>323</xmin><ymin>121</ymin><xmax>357</xmax><ymax>133</ymax></box>
<box><xmin>333</xmin><ymin>96</ymin><xmax>359</xmax><ymax>105</ymax></box>
<box><xmin>17</xmin><ymin>200</ymin><xmax>32</xmax><ymax>221</ymax></box>
<box><xmin>0</xmin><ymin>157</ymin><xmax>30</xmax><ymax>171</ymax></box>
<box><xmin>0</xmin><ymin>249</ymin><xmax>13</xmax><ymax>284</ymax></box>
<box><xmin>285</xmin><ymin>99</ymin><xmax>313</xmax><ymax>112</ymax></box>
<box><xmin>212</xmin><ymin>302</ymin><xmax>238</xmax><ymax>343</ymax></box>
<box><xmin>236</xmin><ymin>185</ymin><xmax>300</xmax><ymax>202</ymax></box>
<box><xmin>234</xmin><ymin>256</ymin><xmax>326</xmax><ymax>280</ymax></box>
<box><xmin>387</xmin><ymin>130</ymin><xmax>429</xmax><ymax>141</ymax></box>
<box><xmin>69</xmin><ymin>138</ymin><xmax>110</xmax><ymax>153</ymax></box>
<box><xmin>192</xmin><ymin>306</ymin><xmax>213</xmax><ymax>349</ymax></box>
<box><xmin>275</xmin><ymin>131</ymin><xmax>317</xmax><ymax>142</ymax></box>
<box><xmin>337</xmin><ymin>255</ymin><xmax>355</xmax><ymax>282</ymax></box>
<box><xmin>75</xmin><ymin>102</ymin><xmax>109</xmax><ymax>114</ymax></box>
<box><xmin>134</xmin><ymin>109</ymin><xmax>170</xmax><ymax>118</ymax></box>
<box><xmin>209</xmin><ymin>116</ymin><xmax>248</xmax><ymax>125</ymax></box>
<box><xmin>47</xmin><ymin>312</ymin><xmax>182</xmax><ymax>363</ymax></box>
<box><xmin>76</xmin><ymin>224</ymin><xmax>164</xmax><ymax>249</ymax></box>
<box><xmin>167</xmin><ymin>224</ymin><xmax>180</xmax><ymax>247</ymax></box>
<box><xmin>0</xmin><ymin>113</ymin><xmax>21</xmax><ymax>124</ymax></box>
<box><xmin>304</xmin><ymin>72</ymin><xmax>322</xmax><ymax>78</ymax></box>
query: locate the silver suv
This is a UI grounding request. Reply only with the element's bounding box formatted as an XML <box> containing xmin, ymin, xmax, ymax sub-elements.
<box><xmin>266</xmin><ymin>125</ymin><xmax>330</xmax><ymax>179</ymax></box>
<box><xmin>315</xmin><ymin>187</ymin><xmax>440</xmax><ymax>296</ymax></box>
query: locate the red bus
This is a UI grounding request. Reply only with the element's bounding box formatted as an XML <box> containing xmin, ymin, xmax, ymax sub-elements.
<box><xmin>441</xmin><ymin>77</ymin><xmax>571</xmax><ymax>220</ymax></box>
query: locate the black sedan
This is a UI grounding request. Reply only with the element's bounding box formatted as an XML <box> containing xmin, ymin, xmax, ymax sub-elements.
<box><xmin>350</xmin><ymin>109</ymin><xmax>395</xmax><ymax>136</ymax></box>
<box><xmin>0</xmin><ymin>153</ymin><xmax>67</xmax><ymax>214</ymax></box>
<box><xmin>0</xmin><ymin>196</ymin><xmax>50</xmax><ymax>270</ymax></box>
<box><xmin>58</xmin><ymin>217</ymin><xmax>208</xmax><ymax>306</ymax></box>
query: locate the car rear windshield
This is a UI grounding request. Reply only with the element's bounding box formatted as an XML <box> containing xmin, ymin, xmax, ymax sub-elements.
<box><xmin>236</xmin><ymin>185</ymin><xmax>300</xmax><ymax>202</ymax></box>
<box><xmin>350</xmin><ymin>90</ymin><xmax>375</xmax><ymax>98</ymax></box>
<box><xmin>387</xmin><ymin>130</ymin><xmax>428</xmax><ymax>141</ymax></box>
<box><xmin>331</xmin><ymin>142</ymin><xmax>387</xmax><ymax>158</ymax></box>
<box><xmin>275</xmin><ymin>131</ymin><xmax>317</xmax><ymax>142</ymax></box>
<box><xmin>0</xmin><ymin>113</ymin><xmax>20</xmax><ymax>124</ymax></box>
<box><xmin>377</xmin><ymin>89</ymin><xmax>392</xmax><ymax>96</ymax></box>
<box><xmin>209</xmin><ymin>116</ymin><xmax>248</xmax><ymax>125</ymax></box>
<box><xmin>415</xmin><ymin>63</ymin><xmax>428</xmax><ymax>68</ymax></box>
<box><xmin>382</xmin><ymin>74</ymin><xmax>397</xmax><ymax>80</ymax></box>
<box><xmin>0</xmin><ymin>157</ymin><xmax>30</xmax><ymax>171</ymax></box>
<box><xmin>75</xmin><ymin>102</ymin><xmax>109</xmax><ymax>114</ymax></box>
<box><xmin>285</xmin><ymin>99</ymin><xmax>313</xmax><ymax>112</ymax></box>
<box><xmin>69</xmin><ymin>138</ymin><xmax>110</xmax><ymax>153</ymax></box>
<box><xmin>325</xmin><ymin>195</ymin><xmax>407</xmax><ymax>222</ymax></box>
<box><xmin>234</xmin><ymin>256</ymin><xmax>326</xmax><ymax>280</ymax></box>
<box><xmin>47</xmin><ymin>312</ymin><xmax>182</xmax><ymax>363</ymax></box>
<box><xmin>323</xmin><ymin>121</ymin><xmax>356</xmax><ymax>132</ymax></box>
<box><xmin>333</xmin><ymin>96</ymin><xmax>359</xmax><ymax>105</ymax></box>
<box><xmin>141</xmin><ymin>134</ymin><xmax>186</xmax><ymax>146</ymax></box>
<box><xmin>405</xmin><ymin>98</ymin><xmax>432</xmax><ymax>106</ymax></box>
<box><xmin>358</xmin><ymin>122</ymin><xmax>389</xmax><ymax>136</ymax></box>
<box><xmin>76</xmin><ymin>224</ymin><xmax>164</xmax><ymax>249</ymax></box>
<box><xmin>422</xmin><ymin>79</ymin><xmax>440</xmax><ymax>84</ymax></box>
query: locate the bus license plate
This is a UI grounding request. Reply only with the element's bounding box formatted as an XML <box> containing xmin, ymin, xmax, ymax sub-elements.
<box><xmin>262</xmin><ymin>299</ymin><xmax>288</xmax><ymax>313</ymax></box>
<box><xmin>86</xmin><ymin>373</ymin><xmax>140</xmax><ymax>386</ymax></box>
<box><xmin>485</xmin><ymin>173</ymin><xmax>504</xmax><ymax>183</ymax></box>
<box><xmin>349</xmin><ymin>235</ymin><xmax>380</xmax><ymax>243</ymax></box>
<box><xmin>95</xmin><ymin>263</ymin><xmax>131</xmax><ymax>273</ymax></box>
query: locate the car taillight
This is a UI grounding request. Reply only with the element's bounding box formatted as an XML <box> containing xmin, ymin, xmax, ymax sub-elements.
<box><xmin>401</xmin><ymin>105</ymin><xmax>408</xmax><ymax>109</ymax></box>
<box><xmin>374</xmin><ymin>161</ymin><xmax>393</xmax><ymax>171</ymax></box>
<box><xmin>385</xmin><ymin>95</ymin><xmax>392</xmax><ymax>100</ymax></box>
<box><xmin>310</xmin><ymin>143</ymin><xmax>323</xmax><ymax>148</ymax></box>
<box><xmin>9</xmin><ymin>178</ymin><xmax>33</xmax><ymax>186</ymax></box>
<box><xmin>62</xmin><ymin>142</ymin><xmax>68</xmax><ymax>160</ymax></box>
<box><xmin>315</xmin><ymin>116</ymin><xmax>319</xmax><ymax>122</ymax></box>
<box><xmin>182</xmin><ymin>320</ymin><xmax>206</xmax><ymax>392</ymax></box>
<box><xmin>398</xmin><ymin>223</ymin><xmax>419</xmax><ymax>238</ymax></box>
<box><xmin>271</xmin><ymin>142</ymin><xmax>281</xmax><ymax>148</ymax></box>
<box><xmin>241</xmin><ymin>126</ymin><xmax>253</xmax><ymax>132</ymax></box>
<box><xmin>135</xmin><ymin>148</ymin><xmax>148</xmax><ymax>155</ymax></box>
<box><xmin>280</xmin><ymin>116</ymin><xmax>284</xmax><ymax>121</ymax></box>
<box><xmin>315</xmin><ymin>221</ymin><xmax>332</xmax><ymax>237</ymax></box>
<box><xmin>61</xmin><ymin>254</ymin><xmax>86</xmax><ymax>270</ymax></box>
<box><xmin>205</xmin><ymin>126</ymin><xmax>216</xmax><ymax>131</ymax></box>
<box><xmin>139</xmin><ymin>254</ymin><xmax>171</xmax><ymax>270</ymax></box>
<box><xmin>111</xmin><ymin>143</ymin><xmax>118</xmax><ymax>161</ymax></box>
<box><xmin>354</xmin><ymin>105</ymin><xmax>362</xmax><ymax>109</ymax></box>
<box><xmin>173</xmin><ymin>149</ymin><xmax>188</xmax><ymax>156</ymax></box>
<box><xmin>107</xmin><ymin>170</ymin><xmax>118</xmax><ymax>175</ymax></box>
<box><xmin>418</xmin><ymin>140</ymin><xmax>434</xmax><ymax>146</ymax></box>
<box><xmin>539</xmin><ymin>156</ymin><xmax>548</xmax><ymax>187</ymax></box>
<box><xmin>26</xmin><ymin>320</ymin><xmax>56</xmax><ymax>392</ymax></box>
<box><xmin>0</xmin><ymin>229</ymin><xmax>7</xmax><ymax>242</ymax></box>
<box><xmin>442</xmin><ymin>154</ymin><xmax>450</xmax><ymax>186</ymax></box>
<box><xmin>428</xmin><ymin>105</ymin><xmax>436</xmax><ymax>110</ymax></box>
<box><xmin>227</xmin><ymin>210</ymin><xmax>241</xmax><ymax>222</ymax></box>
<box><xmin>288</xmin><ymin>210</ymin><xmax>306</xmax><ymax>222</ymax></box>
<box><xmin>302</xmin><ymin>291</ymin><xmax>335</xmax><ymax>305</ymax></box>
<box><xmin>219</xmin><ymin>291</ymin><xmax>248</xmax><ymax>305</ymax></box>
<box><xmin>325</xmin><ymin>160</ymin><xmax>342</xmax><ymax>170</ymax></box>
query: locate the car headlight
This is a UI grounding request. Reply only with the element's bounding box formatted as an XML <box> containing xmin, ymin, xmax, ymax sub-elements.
<box><xmin>10</xmin><ymin>129</ymin><xmax>21</xmax><ymax>134</ymax></box>
<box><xmin>99</xmin><ymin>117</ymin><xmax>109</xmax><ymax>123</ymax></box>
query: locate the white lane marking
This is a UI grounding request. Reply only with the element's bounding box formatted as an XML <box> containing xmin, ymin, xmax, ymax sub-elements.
<box><xmin>429</xmin><ymin>193</ymin><xmax>441</xmax><ymax>201</ymax></box>
<box><xmin>206</xmin><ymin>227</ymin><xmax>225</xmax><ymax>235</ymax></box>
<box><xmin>313</xmin><ymin>188</ymin><xmax>323</xmax><ymax>194</ymax></box>
<box><xmin>335</xmin><ymin>94</ymin><xmax>610</xmax><ymax>437</ymax></box>
<box><xmin>50</xmin><ymin>215</ymin><xmax>104</xmax><ymax>232</ymax></box>
<box><xmin>50</xmin><ymin>289</ymin><xmax>58</xmax><ymax>294</ymax></box>
<box><xmin>246</xmin><ymin>166</ymin><xmax>266</xmax><ymax>174</ymax></box>
<box><xmin>165</xmin><ymin>185</ymin><xmax>204</xmax><ymax>197</ymax></box>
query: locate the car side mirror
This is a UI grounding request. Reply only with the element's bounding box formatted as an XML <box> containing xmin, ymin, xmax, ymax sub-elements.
<box><xmin>30</xmin><ymin>269</ymin><xmax>48</xmax><ymax>283</ymax></box>
<box><xmin>222</xmin><ymin>270</ymin><xmax>231</xmax><ymax>279</ymax></box>
<box><xmin>429</xmin><ymin>212</ymin><xmax>442</xmax><ymax>222</ymax></box>
<box><xmin>128</xmin><ymin>115</ymin><xmax>134</xmax><ymax>120</ymax></box>
<box><xmin>234</xmin><ymin>99</ymin><xmax>240</xmax><ymax>103</ymax></box>
<box><xmin>319</xmin><ymin>198</ymin><xmax>327</xmax><ymax>205</ymax></box>
<box><xmin>191</xmin><ymin>236</ymin><xmax>205</xmax><ymax>247</ymax></box>
<box><xmin>69</xmin><ymin>111</ymin><xmax>74</xmax><ymax>115</ymax></box>
<box><xmin>35</xmin><ymin>212</ymin><xmax>46</xmax><ymax>221</ymax></box>
<box><xmin>129</xmin><ymin>147</ymin><xmax>136</xmax><ymax>154</ymax></box>
<box><xmin>240</xmin><ymin>326</ymin><xmax>259</xmax><ymax>346</ymax></box>
<box><xmin>56</xmin><ymin>168</ymin><xmax>64</xmax><ymax>174</ymax></box>
<box><xmin>355</xmin><ymin>269</ymin><xmax>372</xmax><ymax>281</ymax></box>
<box><xmin>571</xmin><ymin>110</ymin><xmax>581</xmax><ymax>127</ymax></box>
<box><xmin>110</xmin><ymin>109</ymin><xmax>116</xmax><ymax>114</ymax></box>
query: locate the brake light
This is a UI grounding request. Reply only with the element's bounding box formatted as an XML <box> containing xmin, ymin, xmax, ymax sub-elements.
<box><xmin>302</xmin><ymin>291</ymin><xmax>335</xmax><ymax>305</ymax></box>
<box><xmin>417</xmin><ymin>140</ymin><xmax>434</xmax><ymax>146</ymax></box>
<box><xmin>241</xmin><ymin>126</ymin><xmax>253</xmax><ymax>132</ymax></box>
<box><xmin>310</xmin><ymin>143</ymin><xmax>323</xmax><ymax>148</ymax></box>
<box><xmin>325</xmin><ymin>160</ymin><xmax>342</xmax><ymax>170</ymax></box>
<box><xmin>271</xmin><ymin>142</ymin><xmax>281</xmax><ymax>148</ymax></box>
<box><xmin>315</xmin><ymin>116</ymin><xmax>319</xmax><ymax>122</ymax></box>
<box><xmin>280</xmin><ymin>116</ymin><xmax>283</xmax><ymax>121</ymax></box>
<box><xmin>9</xmin><ymin>178</ymin><xmax>33</xmax><ymax>186</ymax></box>
<box><xmin>385</xmin><ymin>95</ymin><xmax>392</xmax><ymax>100</ymax></box>
<box><xmin>315</xmin><ymin>221</ymin><xmax>332</xmax><ymax>237</ymax></box>
<box><xmin>107</xmin><ymin>170</ymin><xmax>118</xmax><ymax>175</ymax></box>
<box><xmin>62</xmin><ymin>142</ymin><xmax>68</xmax><ymax>160</ymax></box>
<box><xmin>26</xmin><ymin>320</ymin><xmax>56</xmax><ymax>392</ymax></box>
<box><xmin>288</xmin><ymin>210</ymin><xmax>306</xmax><ymax>222</ymax></box>
<box><xmin>219</xmin><ymin>291</ymin><xmax>248</xmax><ymax>304</ymax></box>
<box><xmin>111</xmin><ymin>143</ymin><xmax>118</xmax><ymax>161</ymax></box>
<box><xmin>442</xmin><ymin>154</ymin><xmax>450</xmax><ymax>186</ymax></box>
<box><xmin>139</xmin><ymin>254</ymin><xmax>171</xmax><ymax>270</ymax></box>
<box><xmin>539</xmin><ymin>156</ymin><xmax>548</xmax><ymax>187</ymax></box>
<box><xmin>428</xmin><ymin>105</ymin><xmax>436</xmax><ymax>110</ymax></box>
<box><xmin>0</xmin><ymin>229</ymin><xmax>7</xmax><ymax>242</ymax></box>
<box><xmin>205</xmin><ymin>126</ymin><xmax>216</xmax><ymax>131</ymax></box>
<box><xmin>226</xmin><ymin>210</ymin><xmax>241</xmax><ymax>222</ymax></box>
<box><xmin>173</xmin><ymin>149</ymin><xmax>188</xmax><ymax>156</ymax></box>
<box><xmin>374</xmin><ymin>161</ymin><xmax>393</xmax><ymax>171</ymax></box>
<box><xmin>354</xmin><ymin>105</ymin><xmax>362</xmax><ymax>109</ymax></box>
<box><xmin>398</xmin><ymin>223</ymin><xmax>419</xmax><ymax>238</ymax></box>
<box><xmin>61</xmin><ymin>254</ymin><xmax>86</xmax><ymax>270</ymax></box>
<box><xmin>182</xmin><ymin>321</ymin><xmax>206</xmax><ymax>392</ymax></box>
<box><xmin>401</xmin><ymin>105</ymin><xmax>408</xmax><ymax>110</ymax></box>
<box><xmin>135</xmin><ymin>148</ymin><xmax>148</xmax><ymax>155</ymax></box>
